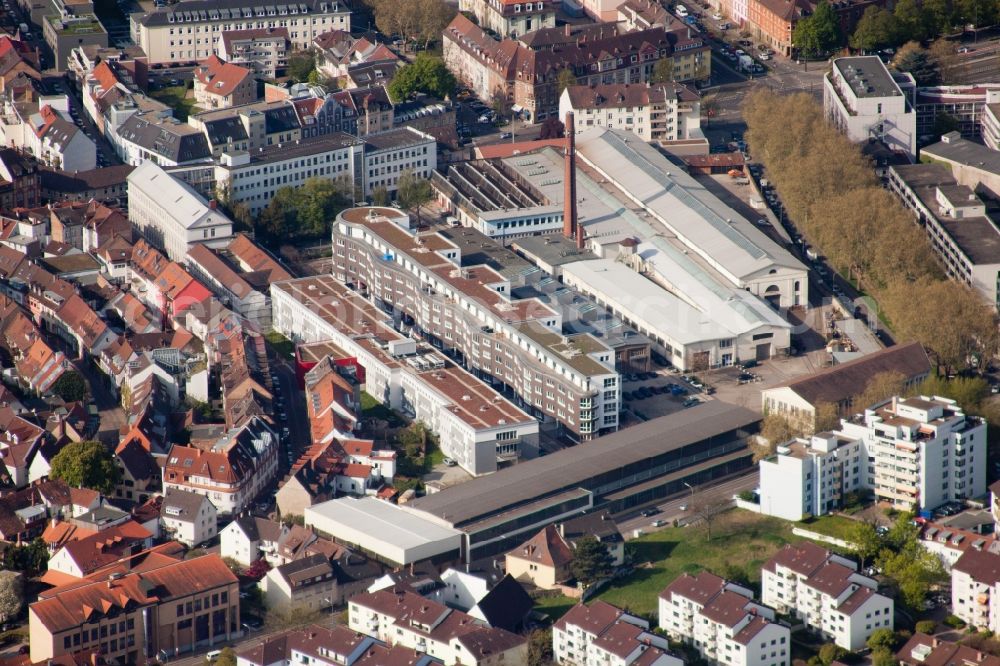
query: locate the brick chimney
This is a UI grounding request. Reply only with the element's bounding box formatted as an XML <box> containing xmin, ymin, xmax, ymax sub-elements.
<box><xmin>563</xmin><ymin>111</ymin><xmax>577</xmax><ymax>243</ymax></box>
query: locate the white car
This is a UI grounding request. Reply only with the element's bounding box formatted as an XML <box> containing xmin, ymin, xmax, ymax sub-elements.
<box><xmin>759</xmin><ymin>53</ymin><xmax>770</xmax><ymax>60</ymax></box>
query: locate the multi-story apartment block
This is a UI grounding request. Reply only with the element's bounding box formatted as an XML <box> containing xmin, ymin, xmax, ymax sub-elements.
<box><xmin>898</xmin><ymin>633</ymin><xmax>1000</xmax><ymax>666</ymax></box>
<box><xmin>559</xmin><ymin>82</ymin><xmax>701</xmax><ymax>142</ymax></box>
<box><xmin>914</xmin><ymin>85</ymin><xmax>1000</xmax><ymax>145</ymax></box>
<box><xmin>162</xmin><ymin>416</ymin><xmax>279</xmax><ymax>514</ymax></box>
<box><xmin>127</xmin><ymin>160</ymin><xmax>233</xmax><ymax>262</ymax></box>
<box><xmin>28</xmin><ymin>554</ymin><xmax>241</xmax><ymax>663</ymax></box>
<box><xmin>443</xmin><ymin>16</ymin><xmax>709</xmax><ymax>122</ymax></box>
<box><xmin>362</xmin><ymin>127</ymin><xmax>437</xmax><ymax>197</ymax></box>
<box><xmin>214</xmin><ymin>132</ymin><xmax>363</xmax><ymax>215</ymax></box>
<box><xmin>982</xmin><ymin>101</ymin><xmax>1000</xmax><ymax>150</ymax></box>
<box><xmin>217</xmin><ymin>27</ymin><xmax>289</xmax><ymax>79</ymax></box>
<box><xmin>554</xmin><ymin>600</ymin><xmax>681</xmax><ymax>666</ymax></box>
<box><xmin>952</xmin><ymin>548</ymin><xmax>1000</xmax><ymax>632</ymax></box>
<box><xmin>347</xmin><ymin>589</ymin><xmax>527</xmax><ymax>665</ymax></box>
<box><xmin>270</xmin><ymin>273</ymin><xmax>541</xmax><ymax>475</ymax></box>
<box><xmin>324</xmin><ymin>206</ymin><xmax>620</xmax><ymax>440</ymax></box>
<box><xmin>131</xmin><ymin>0</ymin><xmax>350</xmax><ymax>66</ymax></box>
<box><xmin>761</xmin><ymin>542</ymin><xmax>893</xmax><ymax>651</ymax></box>
<box><xmin>458</xmin><ymin>0</ymin><xmax>556</xmax><ymax>38</ymax></box>
<box><xmin>659</xmin><ymin>571</ymin><xmax>790</xmax><ymax>666</ymax></box>
<box><xmin>760</xmin><ymin>395</ymin><xmax>986</xmax><ymax>516</ymax></box>
<box><xmin>44</xmin><ymin>13</ymin><xmax>108</xmax><ymax>70</ymax></box>
<box><xmin>759</xmin><ymin>432</ymin><xmax>866</xmax><ymax>522</ymax></box>
<box><xmin>888</xmin><ymin>163</ymin><xmax>1000</xmax><ymax>309</ymax></box>
<box><xmin>823</xmin><ymin>56</ymin><xmax>917</xmax><ymax>160</ymax></box>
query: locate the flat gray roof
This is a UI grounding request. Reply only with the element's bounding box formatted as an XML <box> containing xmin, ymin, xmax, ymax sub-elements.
<box><xmin>833</xmin><ymin>56</ymin><xmax>903</xmax><ymax>99</ymax></box>
<box><xmin>407</xmin><ymin>400</ymin><xmax>759</xmax><ymax>527</ymax></box>
<box><xmin>922</xmin><ymin>134</ymin><xmax>1000</xmax><ymax>174</ymax></box>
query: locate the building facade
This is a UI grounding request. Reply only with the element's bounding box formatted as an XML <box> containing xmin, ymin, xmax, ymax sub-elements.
<box><xmin>952</xmin><ymin>549</ymin><xmax>1000</xmax><ymax>632</ymax></box>
<box><xmin>362</xmin><ymin>127</ymin><xmax>437</xmax><ymax>197</ymax></box>
<box><xmin>558</xmin><ymin>82</ymin><xmax>702</xmax><ymax>142</ymax></box>
<box><xmin>457</xmin><ymin>0</ymin><xmax>556</xmax><ymax>38</ymax></box>
<box><xmin>555</xmin><ymin>600</ymin><xmax>681</xmax><ymax>666</ymax></box>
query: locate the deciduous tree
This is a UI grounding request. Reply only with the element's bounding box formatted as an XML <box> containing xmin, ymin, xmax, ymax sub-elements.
<box><xmin>51</xmin><ymin>370</ymin><xmax>87</xmax><ymax>402</ymax></box>
<box><xmin>527</xmin><ymin>628</ymin><xmax>554</xmax><ymax>666</ymax></box>
<box><xmin>556</xmin><ymin>68</ymin><xmax>577</xmax><ymax>93</ymax></box>
<box><xmin>0</xmin><ymin>572</ymin><xmax>22</xmax><ymax>623</ymax></box>
<box><xmin>850</xmin><ymin>6</ymin><xmax>899</xmax><ymax>53</ymax></box>
<box><xmin>794</xmin><ymin>0</ymin><xmax>842</xmax><ymax>55</ymax></box>
<box><xmin>396</xmin><ymin>170</ymin><xmax>434</xmax><ymax>222</ymax></box>
<box><xmin>893</xmin><ymin>41</ymin><xmax>940</xmax><ymax>85</ymax></box>
<box><xmin>49</xmin><ymin>440</ymin><xmax>119</xmax><ymax>495</ymax></box>
<box><xmin>387</xmin><ymin>54</ymin><xmax>457</xmax><ymax>102</ymax></box>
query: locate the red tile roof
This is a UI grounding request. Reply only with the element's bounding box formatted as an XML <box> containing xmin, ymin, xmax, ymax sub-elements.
<box><xmin>194</xmin><ymin>55</ymin><xmax>253</xmax><ymax>98</ymax></box>
<box><xmin>508</xmin><ymin>524</ymin><xmax>574</xmax><ymax>569</ymax></box>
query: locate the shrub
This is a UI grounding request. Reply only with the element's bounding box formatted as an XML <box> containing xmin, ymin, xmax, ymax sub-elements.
<box><xmin>945</xmin><ymin>614</ymin><xmax>967</xmax><ymax>628</ymax></box>
<box><xmin>915</xmin><ymin>620</ymin><xmax>937</xmax><ymax>634</ymax></box>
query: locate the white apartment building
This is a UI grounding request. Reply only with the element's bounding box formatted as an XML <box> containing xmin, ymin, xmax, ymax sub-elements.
<box><xmin>457</xmin><ymin>0</ymin><xmax>556</xmax><ymax>38</ymax></box>
<box><xmin>983</xmin><ymin>102</ymin><xmax>1000</xmax><ymax>151</ymax></box>
<box><xmin>160</xmin><ymin>487</ymin><xmax>218</xmax><ymax>547</ymax></box>
<box><xmin>658</xmin><ymin>571</ymin><xmax>789</xmax><ymax>666</ymax></box>
<box><xmin>554</xmin><ymin>600</ymin><xmax>681</xmax><ymax>666</ymax></box>
<box><xmin>759</xmin><ymin>432</ymin><xmax>866</xmax><ymax>522</ymax></box>
<box><xmin>559</xmin><ymin>83</ymin><xmax>703</xmax><ymax>143</ymax></box>
<box><xmin>762</xmin><ymin>542</ymin><xmax>893</xmax><ymax>651</ymax></box>
<box><xmin>347</xmin><ymin>589</ymin><xmax>527</xmax><ymax>665</ymax></box>
<box><xmin>837</xmin><ymin>396</ymin><xmax>987</xmax><ymax>512</ymax></box>
<box><xmin>0</xmin><ymin>96</ymin><xmax>96</xmax><ymax>172</ymax></box>
<box><xmin>362</xmin><ymin>127</ymin><xmax>437</xmax><ymax>197</ymax></box>
<box><xmin>824</xmin><ymin>56</ymin><xmax>917</xmax><ymax>160</ymax></box>
<box><xmin>131</xmin><ymin>0</ymin><xmax>350</xmax><ymax>66</ymax></box>
<box><xmin>952</xmin><ymin>548</ymin><xmax>1000</xmax><ymax>631</ymax></box>
<box><xmin>127</xmin><ymin>160</ymin><xmax>233</xmax><ymax>262</ymax></box>
<box><xmin>215</xmin><ymin>132</ymin><xmax>363</xmax><ymax>216</ymax></box>
<box><xmin>271</xmin><ymin>274</ymin><xmax>541</xmax><ymax>476</ymax></box>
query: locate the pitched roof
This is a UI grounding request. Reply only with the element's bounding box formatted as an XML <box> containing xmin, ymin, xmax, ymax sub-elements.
<box><xmin>58</xmin><ymin>520</ymin><xmax>153</xmax><ymax>576</ymax></box>
<box><xmin>771</xmin><ymin>341</ymin><xmax>931</xmax><ymax>407</ymax></box>
<box><xmin>660</xmin><ymin>570</ymin><xmax>726</xmax><ymax>605</ymax></box>
<box><xmin>508</xmin><ymin>524</ymin><xmax>573</xmax><ymax>568</ymax></box>
<box><xmin>161</xmin><ymin>488</ymin><xmax>212</xmax><ymax>521</ymax></box>
<box><xmin>554</xmin><ymin>600</ymin><xmax>625</xmax><ymax>635</ymax></box>
<box><xmin>194</xmin><ymin>55</ymin><xmax>253</xmax><ymax>98</ymax></box>
<box><xmin>233</xmin><ymin>515</ymin><xmax>283</xmax><ymax>543</ymax></box>
<box><xmin>763</xmin><ymin>541</ymin><xmax>833</xmax><ymax>576</ymax></box>
<box><xmin>954</xmin><ymin>549</ymin><xmax>1000</xmax><ymax>586</ymax></box>
<box><xmin>473</xmin><ymin>574</ymin><xmax>533</xmax><ymax>631</ymax></box>
<box><xmin>565</xmin><ymin>82</ymin><xmax>698</xmax><ymax>109</ymax></box>
<box><xmin>898</xmin><ymin>634</ymin><xmax>1000</xmax><ymax>666</ymax></box>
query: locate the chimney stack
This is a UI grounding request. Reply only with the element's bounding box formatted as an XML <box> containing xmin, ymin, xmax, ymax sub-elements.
<box><xmin>563</xmin><ymin>111</ymin><xmax>578</xmax><ymax>244</ymax></box>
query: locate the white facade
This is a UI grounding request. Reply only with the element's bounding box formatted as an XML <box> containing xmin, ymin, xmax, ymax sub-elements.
<box><xmin>761</xmin><ymin>544</ymin><xmax>893</xmax><ymax>651</ymax></box>
<box><xmin>952</xmin><ymin>549</ymin><xmax>1000</xmax><ymax>631</ymax></box>
<box><xmin>160</xmin><ymin>490</ymin><xmax>218</xmax><ymax>547</ymax></box>
<box><xmin>215</xmin><ymin>134</ymin><xmax>363</xmax><ymax>216</ymax></box>
<box><xmin>132</xmin><ymin>0</ymin><xmax>350</xmax><ymax>65</ymax></box>
<box><xmin>824</xmin><ymin>56</ymin><xmax>917</xmax><ymax>160</ymax></box>
<box><xmin>362</xmin><ymin>128</ymin><xmax>437</xmax><ymax>197</ymax></box>
<box><xmin>0</xmin><ymin>97</ymin><xmax>97</xmax><ymax>172</ymax></box>
<box><xmin>127</xmin><ymin>160</ymin><xmax>233</xmax><ymax>261</ymax></box>
<box><xmin>759</xmin><ymin>433</ymin><xmax>866</xmax><ymax>522</ymax></box>
<box><xmin>554</xmin><ymin>601</ymin><xmax>681</xmax><ymax>666</ymax></box>
<box><xmin>558</xmin><ymin>85</ymin><xmax>703</xmax><ymax>143</ymax></box>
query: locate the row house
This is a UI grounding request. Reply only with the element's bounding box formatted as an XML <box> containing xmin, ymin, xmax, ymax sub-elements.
<box><xmin>324</xmin><ymin>206</ymin><xmax>618</xmax><ymax>441</ymax></box>
<box><xmin>0</xmin><ymin>147</ymin><xmax>41</xmax><ymax>211</ymax></box>
<box><xmin>559</xmin><ymin>81</ymin><xmax>702</xmax><ymax>142</ymax></box>
<box><xmin>554</xmin><ymin>600</ymin><xmax>680</xmax><ymax>666</ymax></box>
<box><xmin>0</xmin><ymin>97</ymin><xmax>97</xmax><ymax>171</ymax></box>
<box><xmin>314</xmin><ymin>30</ymin><xmax>400</xmax><ymax>81</ymax></box>
<box><xmin>162</xmin><ymin>415</ymin><xmax>279</xmax><ymax>515</ymax></box>
<box><xmin>237</xmin><ymin>623</ymin><xmax>439</xmax><ymax>666</ymax></box>
<box><xmin>347</xmin><ymin>588</ymin><xmax>527</xmax><ymax>666</ymax></box>
<box><xmin>0</xmin><ymin>404</ymin><xmax>46</xmax><ymax>487</ymax></box>
<box><xmin>659</xmin><ymin>571</ymin><xmax>789</xmax><ymax>666</ymax></box>
<box><xmin>185</xmin><ymin>242</ymin><xmax>279</xmax><ymax>329</ymax></box>
<box><xmin>0</xmin><ymin>293</ymin><xmax>66</xmax><ymax>395</ymax></box>
<box><xmin>761</xmin><ymin>542</ymin><xmax>893</xmax><ymax>650</ymax></box>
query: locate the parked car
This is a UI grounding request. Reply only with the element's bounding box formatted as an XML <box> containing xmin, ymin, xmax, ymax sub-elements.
<box><xmin>443</xmin><ymin>457</ymin><xmax>457</xmax><ymax>467</ymax></box>
<box><xmin>640</xmin><ymin>508</ymin><xmax>661</xmax><ymax>517</ymax></box>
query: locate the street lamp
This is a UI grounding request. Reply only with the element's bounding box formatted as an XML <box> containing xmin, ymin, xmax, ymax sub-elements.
<box><xmin>683</xmin><ymin>482</ymin><xmax>695</xmax><ymax>509</ymax></box>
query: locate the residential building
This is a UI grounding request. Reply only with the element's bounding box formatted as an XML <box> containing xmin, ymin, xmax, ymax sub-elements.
<box><xmin>220</xmin><ymin>514</ymin><xmax>287</xmax><ymax>566</ymax></box>
<box><xmin>760</xmin><ymin>342</ymin><xmax>931</xmax><ymax>433</ymax></box>
<box><xmin>0</xmin><ymin>148</ymin><xmax>40</xmax><ymax>210</ymax></box>
<box><xmin>162</xmin><ymin>416</ymin><xmax>280</xmax><ymax>515</ymax></box>
<box><xmin>47</xmin><ymin>521</ymin><xmax>153</xmax><ymax>579</ymax></box>
<box><xmin>761</xmin><ymin>542</ymin><xmax>894</xmax><ymax>650</ymax></box>
<box><xmin>131</xmin><ymin>0</ymin><xmax>351</xmax><ymax>66</ymax></box>
<box><xmin>983</xmin><ymin>101</ymin><xmax>1000</xmax><ymax>151</ymax></box>
<box><xmin>217</xmin><ymin>27</ymin><xmax>289</xmax><ymax>78</ymax></box>
<box><xmin>114</xmin><ymin>438</ymin><xmax>160</xmax><ymax>504</ymax></box>
<box><xmin>28</xmin><ymin>554</ymin><xmax>241</xmax><ymax>663</ymax></box>
<box><xmin>237</xmin><ymin>623</ymin><xmax>439</xmax><ymax>666</ymax></box>
<box><xmin>361</xmin><ymin>127</ymin><xmax>436</xmax><ymax>197</ymax></box>
<box><xmin>921</xmin><ymin>132</ymin><xmax>1000</xmax><ymax>201</ymax></box>
<box><xmin>0</xmin><ymin>98</ymin><xmax>97</xmax><ymax>172</ymax></box>
<box><xmin>271</xmin><ymin>273</ymin><xmax>541</xmax><ymax>475</ymax></box>
<box><xmin>443</xmin><ymin>16</ymin><xmax>709</xmax><ymax>122</ymax></box>
<box><xmin>898</xmin><ymin>634</ymin><xmax>1000</xmax><ymax>666</ymax></box>
<box><xmin>160</xmin><ymin>487</ymin><xmax>218</xmax><ymax>547</ymax></box>
<box><xmin>559</xmin><ymin>82</ymin><xmax>702</xmax><ymax>142</ymax></box>
<box><xmin>555</xmin><ymin>600</ymin><xmax>681</xmax><ymax>666</ymax></box>
<box><xmin>213</xmin><ymin>131</ymin><xmax>363</xmax><ymax>215</ymax></box>
<box><xmin>658</xmin><ymin>571</ymin><xmax>790</xmax><ymax>666</ymax></box>
<box><xmin>505</xmin><ymin>525</ymin><xmax>573</xmax><ymax>590</ymax></box>
<box><xmin>887</xmin><ymin>163</ymin><xmax>1000</xmax><ymax>309</ymax></box>
<box><xmin>192</xmin><ymin>56</ymin><xmax>256</xmax><ymax>110</ymax></box>
<box><xmin>617</xmin><ymin>0</ymin><xmax>675</xmax><ymax>30</ymax></box>
<box><xmin>0</xmin><ymin>405</ymin><xmax>46</xmax><ymax>488</ymax></box>
<box><xmin>39</xmin><ymin>164</ymin><xmax>133</xmax><ymax>204</ymax></box>
<box><xmin>920</xmin><ymin>523</ymin><xmax>998</xmax><ymax>572</ymax></box>
<box><xmin>759</xmin><ymin>432</ymin><xmax>866</xmax><ymax>521</ymax></box>
<box><xmin>915</xmin><ymin>85</ymin><xmax>1000</xmax><ymax>145</ymax></box>
<box><xmin>952</xmin><ymin>548</ymin><xmax>1000</xmax><ymax>631</ymax></box>
<box><xmin>824</xmin><ymin>56</ymin><xmax>917</xmax><ymax>160</ymax></box>
<box><xmin>314</xmin><ymin>30</ymin><xmax>399</xmax><ymax>82</ymax></box>
<box><xmin>347</xmin><ymin>588</ymin><xmax>527</xmax><ymax>665</ymax></box>
<box><xmin>457</xmin><ymin>0</ymin><xmax>556</xmax><ymax>37</ymax></box>
<box><xmin>127</xmin><ymin>160</ymin><xmax>233</xmax><ymax>262</ymax></box>
<box><xmin>44</xmin><ymin>13</ymin><xmax>107</xmax><ymax>70</ymax></box>
<box><xmin>261</xmin><ymin>554</ymin><xmax>337</xmax><ymax>611</ymax></box>
<box><xmin>112</xmin><ymin>113</ymin><xmax>213</xmax><ymax>167</ymax></box>
<box><xmin>414</xmin><ymin>569</ymin><xmax>534</xmax><ymax>632</ymax></box>
<box><xmin>330</xmin><ymin>85</ymin><xmax>393</xmax><ymax>136</ymax></box>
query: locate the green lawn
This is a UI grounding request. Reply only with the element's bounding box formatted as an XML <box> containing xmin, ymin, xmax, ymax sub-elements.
<box><xmin>595</xmin><ymin>511</ymin><xmax>802</xmax><ymax>618</ymax></box>
<box><xmin>796</xmin><ymin>514</ymin><xmax>860</xmax><ymax>542</ymax></box>
<box><xmin>532</xmin><ymin>593</ymin><xmax>577</xmax><ymax>622</ymax></box>
<box><xmin>360</xmin><ymin>391</ymin><xmax>406</xmax><ymax>426</ymax></box>
<box><xmin>150</xmin><ymin>85</ymin><xmax>197</xmax><ymax>121</ymax></box>
<box><xmin>265</xmin><ymin>330</ymin><xmax>296</xmax><ymax>360</ymax></box>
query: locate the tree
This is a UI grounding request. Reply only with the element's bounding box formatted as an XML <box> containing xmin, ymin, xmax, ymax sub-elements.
<box><xmin>1</xmin><ymin>538</ymin><xmax>48</xmax><ymax>575</ymax></box>
<box><xmin>185</xmin><ymin>548</ymin><xmax>207</xmax><ymax>560</ymax></box>
<box><xmin>396</xmin><ymin>170</ymin><xmax>434</xmax><ymax>222</ymax></box>
<box><xmin>871</xmin><ymin>647</ymin><xmax>898</xmax><ymax>666</ymax></box>
<box><xmin>570</xmin><ymin>536</ymin><xmax>614</xmax><ymax>586</ymax></box>
<box><xmin>893</xmin><ymin>41</ymin><xmax>940</xmax><ymax>85</ymax></box>
<box><xmin>527</xmin><ymin>628</ymin><xmax>554</xmax><ymax>666</ymax></box>
<box><xmin>416</xmin><ymin>0</ymin><xmax>457</xmax><ymax>49</ymax></box>
<box><xmin>894</xmin><ymin>0</ymin><xmax>931</xmax><ymax>42</ymax></box>
<box><xmin>51</xmin><ymin>370</ymin><xmax>87</xmax><ymax>402</ymax></box>
<box><xmin>855</xmin><ymin>371</ymin><xmax>906</xmax><ymax>411</ymax></box>
<box><xmin>49</xmin><ymin>440</ymin><xmax>119</xmax><ymax>495</ymax></box>
<box><xmin>753</xmin><ymin>413</ymin><xmax>803</xmax><ymax>461</ymax></box>
<box><xmin>556</xmin><ymin>67</ymin><xmax>577</xmax><ymax>93</ymax></box>
<box><xmin>257</xmin><ymin>177</ymin><xmax>352</xmax><ymax>240</ymax></box>
<box><xmin>281</xmin><ymin>514</ymin><xmax>305</xmax><ymax>527</ymax></box>
<box><xmin>287</xmin><ymin>49</ymin><xmax>316</xmax><ymax>82</ymax></box>
<box><xmin>793</xmin><ymin>0</ymin><xmax>842</xmax><ymax>55</ymax></box>
<box><xmin>387</xmin><ymin>54</ymin><xmax>457</xmax><ymax>103</ymax></box>
<box><xmin>651</xmin><ymin>58</ymin><xmax>674</xmax><ymax>84</ymax></box>
<box><xmin>915</xmin><ymin>620</ymin><xmax>937</xmax><ymax>634</ymax></box>
<box><xmin>958</xmin><ymin>0</ymin><xmax>997</xmax><ymax>28</ymax></box>
<box><xmin>867</xmin><ymin>628</ymin><xmax>899</xmax><ymax>652</ymax></box>
<box><xmin>690</xmin><ymin>496</ymin><xmax>730</xmax><ymax>540</ymax></box>
<box><xmin>933</xmin><ymin>110</ymin><xmax>960</xmax><ymax>138</ymax></box>
<box><xmin>850</xmin><ymin>6</ymin><xmax>899</xmax><ymax>52</ymax></box>
<box><xmin>814</xmin><ymin>401</ymin><xmax>840</xmax><ymax>432</ymax></box>
<box><xmin>850</xmin><ymin>521</ymin><xmax>882</xmax><ymax>570</ymax></box>
<box><xmin>923</xmin><ymin>0</ymin><xmax>957</xmax><ymax>34</ymax></box>
<box><xmin>539</xmin><ymin>117</ymin><xmax>565</xmax><ymax>139</ymax></box>
<box><xmin>0</xmin><ymin>571</ymin><xmax>22</xmax><ymax>623</ymax></box>
<box><xmin>818</xmin><ymin>643</ymin><xmax>848</xmax><ymax>666</ymax></box>
<box><xmin>222</xmin><ymin>557</ymin><xmax>243</xmax><ymax>575</ymax></box>
<box><xmin>209</xmin><ymin>647</ymin><xmax>237</xmax><ymax>666</ymax></box>
<box><xmin>372</xmin><ymin>186</ymin><xmax>390</xmax><ymax>206</ymax></box>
